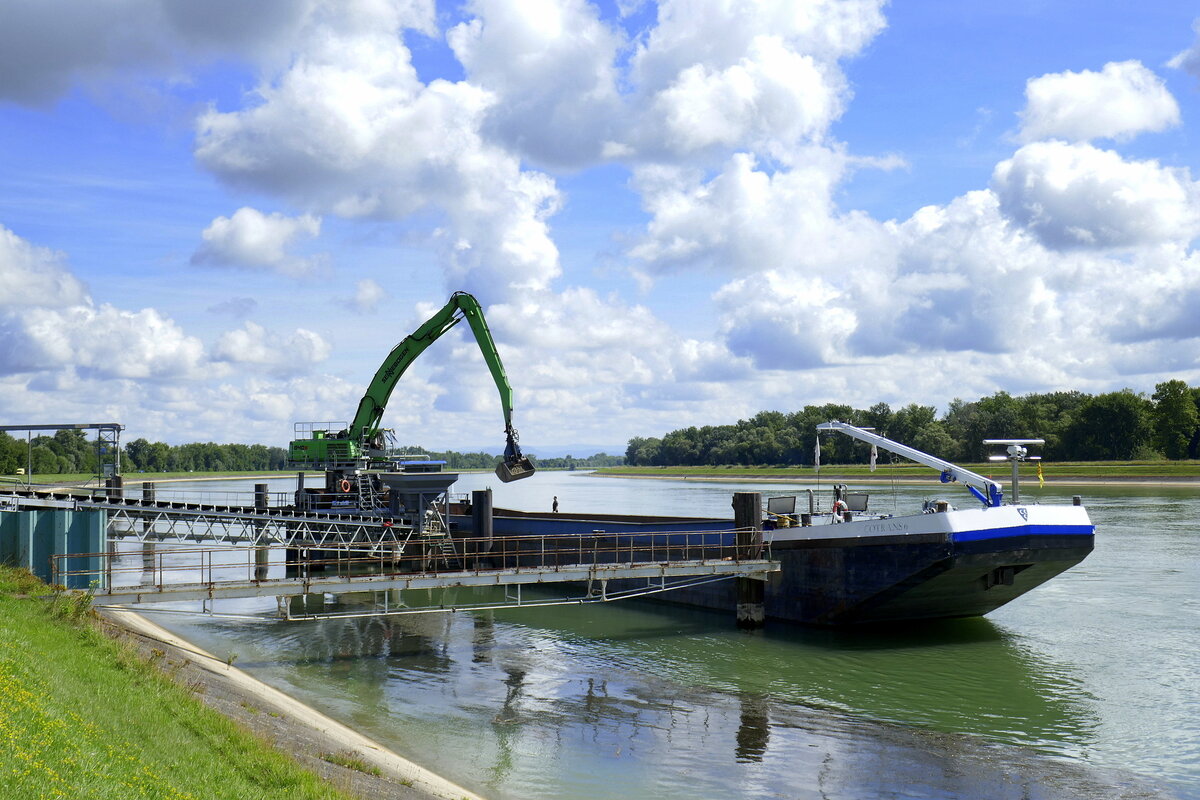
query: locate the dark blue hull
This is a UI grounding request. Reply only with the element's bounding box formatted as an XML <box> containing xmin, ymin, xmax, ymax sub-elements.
<box><xmin>450</xmin><ymin>507</ymin><xmax>1094</xmax><ymax>626</ymax></box>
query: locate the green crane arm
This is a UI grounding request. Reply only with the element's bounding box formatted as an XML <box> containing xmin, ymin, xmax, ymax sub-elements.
<box><xmin>348</xmin><ymin>292</ymin><xmax>528</xmax><ymax>476</ymax></box>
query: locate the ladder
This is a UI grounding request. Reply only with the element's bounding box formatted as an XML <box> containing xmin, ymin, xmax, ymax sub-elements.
<box><xmin>355</xmin><ymin>472</ymin><xmax>382</xmax><ymax>512</ymax></box>
<box><xmin>418</xmin><ymin>504</ymin><xmax>457</xmax><ymax>570</ymax></box>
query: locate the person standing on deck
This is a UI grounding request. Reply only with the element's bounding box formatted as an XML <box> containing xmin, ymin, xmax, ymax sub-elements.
<box><xmin>552</xmin><ymin>496</ymin><xmax>559</xmax><ymax>513</ymax></box>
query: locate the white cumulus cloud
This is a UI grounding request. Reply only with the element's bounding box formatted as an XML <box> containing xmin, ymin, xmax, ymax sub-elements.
<box><xmin>8</xmin><ymin>304</ymin><xmax>207</xmax><ymax>380</ymax></box>
<box><xmin>211</xmin><ymin>321</ymin><xmax>332</xmax><ymax>375</ymax></box>
<box><xmin>716</xmin><ymin>272</ymin><xmax>857</xmax><ymax>369</ymax></box>
<box><xmin>192</xmin><ymin>207</ymin><xmax>323</xmax><ymax>276</ymax></box>
<box><xmin>649</xmin><ymin>36</ymin><xmax>842</xmax><ymax>156</ymax></box>
<box><xmin>992</xmin><ymin>140</ymin><xmax>1200</xmax><ymax>249</ymax></box>
<box><xmin>447</xmin><ymin>0</ymin><xmax>624</xmax><ymax>167</ymax></box>
<box><xmin>0</xmin><ymin>224</ymin><xmax>88</xmax><ymax>308</ymax></box>
<box><xmin>629</xmin><ymin>151</ymin><xmax>892</xmax><ymax>275</ymax></box>
<box><xmin>194</xmin><ymin>11</ymin><xmax>562</xmax><ymax>301</ymax></box>
<box><xmin>1018</xmin><ymin>61</ymin><xmax>1180</xmax><ymax>143</ymax></box>
<box><xmin>342</xmin><ymin>278</ymin><xmax>387</xmax><ymax>313</ymax></box>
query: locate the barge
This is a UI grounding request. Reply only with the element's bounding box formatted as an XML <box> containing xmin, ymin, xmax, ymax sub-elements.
<box><xmin>450</xmin><ymin>422</ymin><xmax>1095</xmax><ymax>626</ymax></box>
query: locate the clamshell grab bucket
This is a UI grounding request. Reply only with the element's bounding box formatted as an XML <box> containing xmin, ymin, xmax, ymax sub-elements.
<box><xmin>495</xmin><ymin>456</ymin><xmax>536</xmax><ymax>483</ymax></box>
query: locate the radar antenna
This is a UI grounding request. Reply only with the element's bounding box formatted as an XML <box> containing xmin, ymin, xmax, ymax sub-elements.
<box><xmin>984</xmin><ymin>439</ymin><xmax>1043</xmax><ymax>504</ymax></box>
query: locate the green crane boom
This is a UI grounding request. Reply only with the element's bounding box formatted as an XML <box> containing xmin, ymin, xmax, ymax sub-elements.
<box><xmin>289</xmin><ymin>291</ymin><xmax>535</xmax><ymax>482</ymax></box>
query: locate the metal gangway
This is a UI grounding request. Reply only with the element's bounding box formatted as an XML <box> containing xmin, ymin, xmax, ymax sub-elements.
<box><xmin>54</xmin><ymin>529</ymin><xmax>775</xmax><ymax>619</ymax></box>
<box><xmin>3</xmin><ymin>484</ymin><xmax>778</xmax><ymax>621</ymax></box>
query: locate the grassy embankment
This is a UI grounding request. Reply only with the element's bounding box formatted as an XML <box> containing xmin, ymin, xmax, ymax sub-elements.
<box><xmin>595</xmin><ymin>460</ymin><xmax>1200</xmax><ymax>481</ymax></box>
<box><xmin>0</xmin><ymin>566</ymin><xmax>352</xmax><ymax>800</ymax></box>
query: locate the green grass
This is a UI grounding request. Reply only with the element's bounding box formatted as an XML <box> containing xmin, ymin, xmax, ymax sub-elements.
<box><xmin>596</xmin><ymin>460</ymin><xmax>1200</xmax><ymax>480</ymax></box>
<box><xmin>0</xmin><ymin>567</ymin><xmax>352</xmax><ymax>800</ymax></box>
<box><xmin>320</xmin><ymin>752</ymin><xmax>382</xmax><ymax>777</ymax></box>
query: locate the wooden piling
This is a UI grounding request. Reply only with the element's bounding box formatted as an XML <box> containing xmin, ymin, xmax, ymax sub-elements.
<box><xmin>733</xmin><ymin>491</ymin><xmax>765</xmax><ymax>629</ymax></box>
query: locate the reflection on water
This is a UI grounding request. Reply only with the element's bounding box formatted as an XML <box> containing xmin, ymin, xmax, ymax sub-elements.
<box><xmin>148</xmin><ymin>473</ymin><xmax>1193</xmax><ymax>799</ymax></box>
<box><xmin>163</xmin><ymin>591</ymin><xmax>1146</xmax><ymax>799</ymax></box>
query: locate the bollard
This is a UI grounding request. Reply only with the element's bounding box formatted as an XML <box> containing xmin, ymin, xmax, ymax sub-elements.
<box><xmin>732</xmin><ymin>492</ymin><xmax>765</xmax><ymax>629</ymax></box>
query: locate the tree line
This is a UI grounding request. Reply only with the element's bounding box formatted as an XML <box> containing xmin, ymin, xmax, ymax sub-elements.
<box><xmin>395</xmin><ymin>447</ymin><xmax>625</xmax><ymax>471</ymax></box>
<box><xmin>0</xmin><ymin>431</ymin><xmax>289</xmax><ymax>475</ymax></box>
<box><xmin>624</xmin><ymin>381</ymin><xmax>1200</xmax><ymax>467</ymax></box>
<box><xmin>0</xmin><ymin>429</ymin><xmax>624</xmax><ymax>476</ymax></box>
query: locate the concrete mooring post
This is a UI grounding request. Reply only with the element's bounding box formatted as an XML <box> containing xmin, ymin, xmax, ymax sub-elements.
<box><xmin>254</xmin><ymin>483</ymin><xmax>269</xmax><ymax>580</ymax></box>
<box><xmin>732</xmin><ymin>491</ymin><xmax>765</xmax><ymax>629</ymax></box>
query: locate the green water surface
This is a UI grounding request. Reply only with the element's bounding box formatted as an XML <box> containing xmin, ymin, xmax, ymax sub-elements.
<box><xmin>144</xmin><ymin>474</ymin><xmax>1196</xmax><ymax>799</ymax></box>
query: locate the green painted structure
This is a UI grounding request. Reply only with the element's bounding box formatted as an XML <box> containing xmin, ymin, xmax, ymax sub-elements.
<box><xmin>0</xmin><ymin>507</ymin><xmax>106</xmax><ymax>589</ymax></box>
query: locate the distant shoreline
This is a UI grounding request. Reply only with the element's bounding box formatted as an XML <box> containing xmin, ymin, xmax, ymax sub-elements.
<box><xmin>590</xmin><ymin>471</ymin><xmax>1200</xmax><ymax>488</ymax></box>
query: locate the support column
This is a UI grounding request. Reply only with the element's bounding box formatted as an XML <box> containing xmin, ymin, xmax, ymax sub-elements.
<box><xmin>254</xmin><ymin>483</ymin><xmax>269</xmax><ymax>580</ymax></box>
<box><xmin>18</xmin><ymin>509</ymin><xmax>35</xmax><ymax>578</ymax></box>
<box><xmin>471</xmin><ymin>488</ymin><xmax>493</xmax><ymax>568</ymax></box>
<box><xmin>141</xmin><ymin>484</ymin><xmax>156</xmax><ymax>574</ymax></box>
<box><xmin>51</xmin><ymin>508</ymin><xmax>68</xmax><ymax>587</ymax></box>
<box><xmin>105</xmin><ymin>475</ymin><xmax>124</xmax><ymax>502</ymax></box>
<box><xmin>733</xmin><ymin>491</ymin><xmax>765</xmax><ymax>629</ymax></box>
<box><xmin>77</xmin><ymin>509</ymin><xmax>106</xmax><ymax>590</ymax></box>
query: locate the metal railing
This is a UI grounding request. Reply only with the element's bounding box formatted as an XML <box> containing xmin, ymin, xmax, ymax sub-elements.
<box><xmin>124</xmin><ymin>488</ymin><xmax>292</xmax><ymax>507</ymax></box>
<box><xmin>52</xmin><ymin>527</ymin><xmax>773</xmax><ymax>602</ymax></box>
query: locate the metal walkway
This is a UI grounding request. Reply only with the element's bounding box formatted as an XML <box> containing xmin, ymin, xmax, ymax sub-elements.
<box><xmin>5</xmin><ymin>486</ymin><xmax>778</xmax><ymax>617</ymax></box>
<box><xmin>59</xmin><ymin>536</ymin><xmax>774</xmax><ymax>606</ymax></box>
<box><xmin>7</xmin><ymin>486</ymin><xmax>392</xmax><ymax>546</ymax></box>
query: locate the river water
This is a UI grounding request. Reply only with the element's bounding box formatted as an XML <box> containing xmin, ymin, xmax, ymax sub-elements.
<box><xmin>135</xmin><ymin>471</ymin><xmax>1198</xmax><ymax>799</ymax></box>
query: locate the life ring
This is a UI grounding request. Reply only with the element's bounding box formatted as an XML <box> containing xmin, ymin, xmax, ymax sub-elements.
<box><xmin>832</xmin><ymin>499</ymin><xmax>848</xmax><ymax>517</ymax></box>
<box><xmin>339</xmin><ymin>479</ymin><xmax>352</xmax><ymax>493</ymax></box>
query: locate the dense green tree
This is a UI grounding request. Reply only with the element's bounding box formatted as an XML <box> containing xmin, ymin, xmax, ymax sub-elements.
<box><xmin>1062</xmin><ymin>390</ymin><xmax>1153</xmax><ymax>460</ymax></box>
<box><xmin>626</xmin><ymin>436</ymin><xmax>662</xmax><ymax>466</ymax></box>
<box><xmin>29</xmin><ymin>445</ymin><xmax>58</xmax><ymax>474</ymax></box>
<box><xmin>1151</xmin><ymin>380</ymin><xmax>1199</xmax><ymax>460</ymax></box>
<box><xmin>624</xmin><ymin>386</ymin><xmax>1185</xmax><ymax>467</ymax></box>
<box><xmin>1018</xmin><ymin>391</ymin><xmax>1088</xmax><ymax>459</ymax></box>
<box><xmin>1192</xmin><ymin>387</ymin><xmax>1200</xmax><ymax>459</ymax></box>
<box><xmin>0</xmin><ymin>432</ymin><xmax>23</xmax><ymax>474</ymax></box>
<box><xmin>861</xmin><ymin>402</ymin><xmax>893</xmax><ymax>437</ymax></box>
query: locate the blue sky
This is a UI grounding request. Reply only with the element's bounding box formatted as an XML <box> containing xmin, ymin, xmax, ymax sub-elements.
<box><xmin>2</xmin><ymin>1</ymin><xmax>1200</xmax><ymax>454</ymax></box>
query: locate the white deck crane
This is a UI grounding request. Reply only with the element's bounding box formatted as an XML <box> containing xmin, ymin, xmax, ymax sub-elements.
<box><xmin>817</xmin><ymin>420</ymin><xmax>1006</xmax><ymax>508</ymax></box>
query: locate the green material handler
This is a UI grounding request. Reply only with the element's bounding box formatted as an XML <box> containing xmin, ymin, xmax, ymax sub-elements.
<box><xmin>289</xmin><ymin>291</ymin><xmax>536</xmax><ymax>483</ymax></box>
